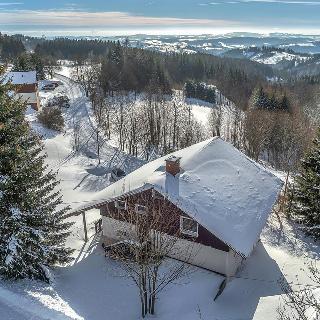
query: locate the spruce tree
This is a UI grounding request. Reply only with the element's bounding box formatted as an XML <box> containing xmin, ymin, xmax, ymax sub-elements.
<box><xmin>0</xmin><ymin>76</ymin><xmax>73</xmax><ymax>282</ymax></box>
<box><xmin>290</xmin><ymin>128</ymin><xmax>320</xmax><ymax>239</ymax></box>
<box><xmin>184</xmin><ymin>81</ymin><xmax>193</xmax><ymax>98</ymax></box>
<box><xmin>12</xmin><ymin>53</ymin><xmax>45</xmax><ymax>80</ymax></box>
<box><xmin>269</xmin><ymin>93</ymin><xmax>278</xmax><ymax>110</ymax></box>
<box><xmin>206</xmin><ymin>87</ymin><xmax>216</xmax><ymax>104</ymax></box>
<box><xmin>250</xmin><ymin>86</ymin><xmax>270</xmax><ymax>109</ymax></box>
<box><xmin>279</xmin><ymin>95</ymin><xmax>290</xmax><ymax>111</ymax></box>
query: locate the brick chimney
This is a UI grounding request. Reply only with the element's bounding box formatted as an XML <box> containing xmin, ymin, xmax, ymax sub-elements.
<box><xmin>165</xmin><ymin>156</ymin><xmax>181</xmax><ymax>176</ymax></box>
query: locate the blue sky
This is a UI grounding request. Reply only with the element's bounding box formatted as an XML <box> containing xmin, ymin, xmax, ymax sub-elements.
<box><xmin>0</xmin><ymin>0</ymin><xmax>320</xmax><ymax>36</ymax></box>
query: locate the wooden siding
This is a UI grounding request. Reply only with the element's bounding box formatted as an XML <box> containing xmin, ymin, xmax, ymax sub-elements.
<box><xmin>16</xmin><ymin>83</ymin><xmax>38</xmax><ymax>93</ymax></box>
<box><xmin>100</xmin><ymin>188</ymin><xmax>229</xmax><ymax>252</ymax></box>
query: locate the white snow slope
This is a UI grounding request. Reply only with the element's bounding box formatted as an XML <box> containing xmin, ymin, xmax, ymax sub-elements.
<box><xmin>1</xmin><ymin>67</ymin><xmax>319</xmax><ymax>320</ymax></box>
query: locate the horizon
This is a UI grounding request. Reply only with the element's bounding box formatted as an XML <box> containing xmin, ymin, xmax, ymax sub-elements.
<box><xmin>2</xmin><ymin>31</ymin><xmax>320</xmax><ymax>39</ymax></box>
<box><xmin>1</xmin><ymin>0</ymin><xmax>320</xmax><ymax>36</ymax></box>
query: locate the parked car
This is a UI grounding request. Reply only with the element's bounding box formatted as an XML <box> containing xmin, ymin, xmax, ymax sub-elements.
<box><xmin>51</xmin><ymin>81</ymin><xmax>63</xmax><ymax>88</ymax></box>
<box><xmin>110</xmin><ymin>167</ymin><xmax>126</xmax><ymax>182</ymax></box>
<box><xmin>42</xmin><ymin>83</ymin><xmax>56</xmax><ymax>91</ymax></box>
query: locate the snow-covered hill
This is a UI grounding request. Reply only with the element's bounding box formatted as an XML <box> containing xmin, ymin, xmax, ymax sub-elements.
<box><xmin>221</xmin><ymin>46</ymin><xmax>320</xmax><ymax>76</ymax></box>
<box><xmin>102</xmin><ymin>33</ymin><xmax>320</xmax><ymax>74</ymax></box>
<box><xmin>224</xmin><ymin>47</ymin><xmax>310</xmax><ymax>65</ymax></box>
<box><xmin>56</xmin><ymin>33</ymin><xmax>320</xmax><ymax>57</ymax></box>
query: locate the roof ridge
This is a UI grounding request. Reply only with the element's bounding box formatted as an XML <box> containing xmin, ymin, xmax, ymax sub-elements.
<box><xmin>189</xmin><ymin>136</ymin><xmax>221</xmax><ymax>159</ymax></box>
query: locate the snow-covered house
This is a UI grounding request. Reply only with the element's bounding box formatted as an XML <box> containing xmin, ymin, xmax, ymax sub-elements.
<box><xmin>76</xmin><ymin>138</ymin><xmax>283</xmax><ymax>277</ymax></box>
<box><xmin>4</xmin><ymin>71</ymin><xmax>40</xmax><ymax>110</ymax></box>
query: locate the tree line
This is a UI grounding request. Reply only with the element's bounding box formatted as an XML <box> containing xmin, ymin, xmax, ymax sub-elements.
<box><xmin>0</xmin><ymin>33</ymin><xmax>25</xmax><ymax>62</ymax></box>
<box><xmin>184</xmin><ymin>81</ymin><xmax>216</xmax><ymax>104</ymax></box>
<box><xmin>34</xmin><ymin>38</ymin><xmax>115</xmax><ymax>63</ymax></box>
<box><xmin>34</xmin><ymin>37</ymin><xmax>273</xmax><ymax>108</ymax></box>
<box><xmin>12</xmin><ymin>53</ymin><xmax>46</xmax><ymax>80</ymax></box>
<box><xmin>249</xmin><ymin>86</ymin><xmax>291</xmax><ymax>111</ymax></box>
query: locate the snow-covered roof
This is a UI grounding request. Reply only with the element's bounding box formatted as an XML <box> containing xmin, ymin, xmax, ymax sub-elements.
<box><xmin>4</xmin><ymin>71</ymin><xmax>37</xmax><ymax>85</ymax></box>
<box><xmin>76</xmin><ymin>138</ymin><xmax>283</xmax><ymax>257</ymax></box>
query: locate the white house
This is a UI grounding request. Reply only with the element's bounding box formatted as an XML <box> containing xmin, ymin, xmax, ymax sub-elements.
<box><xmin>75</xmin><ymin>138</ymin><xmax>283</xmax><ymax>277</ymax></box>
<box><xmin>4</xmin><ymin>71</ymin><xmax>40</xmax><ymax>110</ymax></box>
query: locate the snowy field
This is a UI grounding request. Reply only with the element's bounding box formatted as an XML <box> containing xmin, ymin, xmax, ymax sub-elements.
<box><xmin>1</xmin><ymin>68</ymin><xmax>319</xmax><ymax>320</ymax></box>
<box><xmin>251</xmin><ymin>51</ymin><xmax>309</xmax><ymax>65</ymax></box>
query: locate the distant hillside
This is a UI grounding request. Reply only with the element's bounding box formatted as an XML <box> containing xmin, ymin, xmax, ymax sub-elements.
<box><xmin>109</xmin><ymin>33</ymin><xmax>320</xmax><ymax>56</ymax></box>
<box><xmin>222</xmin><ymin>46</ymin><xmax>320</xmax><ymax>77</ymax></box>
<box><xmin>33</xmin><ymin>37</ymin><xmax>274</xmax><ymax>108</ymax></box>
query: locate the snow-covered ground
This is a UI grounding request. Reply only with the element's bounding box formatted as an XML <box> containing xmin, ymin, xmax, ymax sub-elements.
<box><xmin>1</xmin><ymin>69</ymin><xmax>319</xmax><ymax>320</ymax></box>
<box><xmin>2</xmin><ymin>211</ymin><xmax>319</xmax><ymax>320</ymax></box>
<box><xmin>251</xmin><ymin>51</ymin><xmax>310</xmax><ymax>65</ymax></box>
<box><xmin>187</xmin><ymin>96</ymin><xmax>240</xmax><ymax>141</ymax></box>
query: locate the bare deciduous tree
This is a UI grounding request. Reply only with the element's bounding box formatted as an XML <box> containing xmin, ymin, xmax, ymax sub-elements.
<box><xmin>268</xmin><ymin>111</ymin><xmax>313</xmax><ymax>212</ymax></box>
<box><xmin>104</xmin><ymin>191</ymin><xmax>194</xmax><ymax>318</ymax></box>
<box><xmin>208</xmin><ymin>105</ymin><xmax>222</xmax><ymax>138</ymax></box>
<box><xmin>106</xmin><ymin>91</ymin><xmax>204</xmax><ymax>159</ymax></box>
<box><xmin>72</xmin><ymin>116</ymin><xmax>81</xmax><ymax>152</ymax></box>
<box><xmin>243</xmin><ymin>109</ymin><xmax>274</xmax><ymax>161</ymax></box>
<box><xmin>72</xmin><ymin>60</ymin><xmax>100</xmax><ymax>98</ymax></box>
<box><xmin>278</xmin><ymin>261</ymin><xmax>320</xmax><ymax>320</ymax></box>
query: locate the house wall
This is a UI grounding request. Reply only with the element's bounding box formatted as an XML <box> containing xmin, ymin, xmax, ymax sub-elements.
<box><xmin>100</xmin><ymin>189</ymin><xmax>244</xmax><ymax>276</ymax></box>
<box><xmin>100</xmin><ymin>189</ymin><xmax>229</xmax><ymax>252</ymax></box>
<box><xmin>16</xmin><ymin>84</ymin><xmax>41</xmax><ymax>111</ymax></box>
<box><xmin>101</xmin><ymin>215</ymin><xmax>243</xmax><ymax>276</ymax></box>
<box><xmin>167</xmin><ymin>233</ymin><xmax>243</xmax><ymax>276</ymax></box>
<box><xmin>17</xmin><ymin>92</ymin><xmax>40</xmax><ymax>111</ymax></box>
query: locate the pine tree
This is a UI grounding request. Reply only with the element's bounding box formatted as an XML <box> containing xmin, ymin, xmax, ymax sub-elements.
<box><xmin>279</xmin><ymin>95</ymin><xmax>290</xmax><ymax>111</ymax></box>
<box><xmin>250</xmin><ymin>86</ymin><xmax>270</xmax><ymax>109</ymax></box>
<box><xmin>12</xmin><ymin>53</ymin><xmax>45</xmax><ymax>80</ymax></box>
<box><xmin>185</xmin><ymin>81</ymin><xmax>195</xmax><ymax>98</ymax></box>
<box><xmin>269</xmin><ymin>93</ymin><xmax>278</xmax><ymax>110</ymax></box>
<box><xmin>12</xmin><ymin>53</ymin><xmax>31</xmax><ymax>72</ymax></box>
<box><xmin>290</xmin><ymin>128</ymin><xmax>320</xmax><ymax>239</ymax></box>
<box><xmin>0</xmin><ymin>77</ymin><xmax>73</xmax><ymax>282</ymax></box>
<box><xmin>205</xmin><ymin>87</ymin><xmax>216</xmax><ymax>104</ymax></box>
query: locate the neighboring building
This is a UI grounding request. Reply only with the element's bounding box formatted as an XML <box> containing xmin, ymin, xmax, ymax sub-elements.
<box><xmin>4</xmin><ymin>71</ymin><xmax>40</xmax><ymax>110</ymax></box>
<box><xmin>76</xmin><ymin>138</ymin><xmax>283</xmax><ymax>277</ymax></box>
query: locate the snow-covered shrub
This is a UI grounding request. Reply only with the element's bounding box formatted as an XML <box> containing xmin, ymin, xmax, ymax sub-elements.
<box><xmin>37</xmin><ymin>107</ymin><xmax>64</xmax><ymax>131</ymax></box>
<box><xmin>46</xmin><ymin>95</ymin><xmax>70</xmax><ymax>109</ymax></box>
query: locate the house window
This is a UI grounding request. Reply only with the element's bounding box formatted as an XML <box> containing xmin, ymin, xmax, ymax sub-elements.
<box><xmin>180</xmin><ymin>216</ymin><xmax>198</xmax><ymax>237</ymax></box>
<box><xmin>135</xmin><ymin>204</ymin><xmax>147</xmax><ymax>214</ymax></box>
<box><xmin>115</xmin><ymin>200</ymin><xmax>127</xmax><ymax>210</ymax></box>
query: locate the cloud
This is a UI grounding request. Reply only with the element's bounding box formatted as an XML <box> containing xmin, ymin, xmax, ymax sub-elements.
<box><xmin>0</xmin><ymin>9</ymin><xmax>244</xmax><ymax>28</ymax></box>
<box><xmin>0</xmin><ymin>2</ymin><xmax>23</xmax><ymax>5</ymax></box>
<box><xmin>201</xmin><ymin>0</ymin><xmax>320</xmax><ymax>5</ymax></box>
<box><xmin>239</xmin><ymin>0</ymin><xmax>320</xmax><ymax>4</ymax></box>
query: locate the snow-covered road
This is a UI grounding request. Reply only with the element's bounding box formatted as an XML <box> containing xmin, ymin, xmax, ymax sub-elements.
<box><xmin>29</xmin><ymin>72</ymin><xmax>145</xmax><ymax>211</ymax></box>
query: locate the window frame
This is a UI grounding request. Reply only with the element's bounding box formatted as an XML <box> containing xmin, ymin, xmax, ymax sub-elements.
<box><xmin>115</xmin><ymin>200</ymin><xmax>127</xmax><ymax>210</ymax></box>
<box><xmin>180</xmin><ymin>216</ymin><xmax>199</xmax><ymax>237</ymax></box>
<box><xmin>135</xmin><ymin>203</ymin><xmax>147</xmax><ymax>215</ymax></box>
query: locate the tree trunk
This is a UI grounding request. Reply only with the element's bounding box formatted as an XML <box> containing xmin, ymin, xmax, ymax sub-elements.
<box><xmin>97</xmin><ymin>131</ymin><xmax>101</xmax><ymax>165</ymax></box>
<box><xmin>149</xmin><ymin>267</ymin><xmax>158</xmax><ymax>315</ymax></box>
